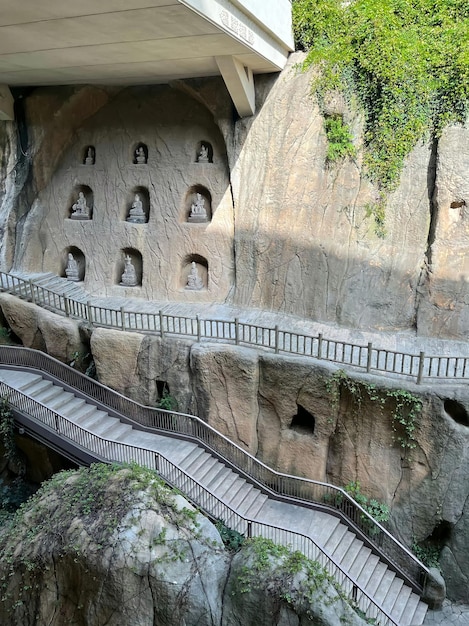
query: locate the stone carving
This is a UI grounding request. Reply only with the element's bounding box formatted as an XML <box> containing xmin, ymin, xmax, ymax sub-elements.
<box><xmin>84</xmin><ymin>147</ymin><xmax>95</xmax><ymax>165</ymax></box>
<box><xmin>197</xmin><ymin>144</ymin><xmax>210</xmax><ymax>163</ymax></box>
<box><xmin>65</xmin><ymin>253</ymin><xmax>80</xmax><ymax>281</ymax></box>
<box><xmin>135</xmin><ymin>146</ymin><xmax>147</xmax><ymax>164</ymax></box>
<box><xmin>188</xmin><ymin>193</ymin><xmax>208</xmax><ymax>223</ymax></box>
<box><xmin>120</xmin><ymin>255</ymin><xmax>138</xmax><ymax>286</ymax></box>
<box><xmin>71</xmin><ymin>191</ymin><xmax>90</xmax><ymax>220</ymax></box>
<box><xmin>127</xmin><ymin>193</ymin><xmax>146</xmax><ymax>223</ymax></box>
<box><xmin>186</xmin><ymin>261</ymin><xmax>204</xmax><ymax>290</ymax></box>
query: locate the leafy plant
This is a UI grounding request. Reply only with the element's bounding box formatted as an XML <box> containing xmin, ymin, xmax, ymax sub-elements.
<box><xmin>156</xmin><ymin>389</ymin><xmax>178</xmax><ymax>411</ymax></box>
<box><xmin>344</xmin><ymin>481</ymin><xmax>389</xmax><ymax>524</ymax></box>
<box><xmin>0</xmin><ymin>397</ymin><xmax>25</xmax><ymax>476</ymax></box>
<box><xmin>326</xmin><ymin>370</ymin><xmax>422</xmax><ymax>453</ymax></box>
<box><xmin>412</xmin><ymin>541</ymin><xmax>440</xmax><ymax>569</ymax></box>
<box><xmin>324</xmin><ymin>115</ymin><xmax>356</xmax><ymax>162</ymax></box>
<box><xmin>215</xmin><ymin>520</ymin><xmax>245</xmax><ymax>551</ymax></box>
<box><xmin>364</xmin><ymin>202</ymin><xmax>386</xmax><ymax>239</ymax></box>
<box><xmin>293</xmin><ymin>0</ymin><xmax>469</xmax><ymax>194</ymax></box>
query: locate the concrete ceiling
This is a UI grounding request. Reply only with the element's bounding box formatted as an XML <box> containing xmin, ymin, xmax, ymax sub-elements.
<box><xmin>0</xmin><ymin>0</ymin><xmax>293</xmax><ymax>87</ymax></box>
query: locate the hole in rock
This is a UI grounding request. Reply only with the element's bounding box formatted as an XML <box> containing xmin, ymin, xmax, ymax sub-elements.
<box><xmin>444</xmin><ymin>399</ymin><xmax>469</xmax><ymax>426</ymax></box>
<box><xmin>290</xmin><ymin>404</ymin><xmax>315</xmax><ymax>434</ymax></box>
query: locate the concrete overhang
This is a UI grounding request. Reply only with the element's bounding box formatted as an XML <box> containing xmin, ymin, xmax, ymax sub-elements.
<box><xmin>0</xmin><ymin>0</ymin><xmax>294</xmax><ymax>117</ymax></box>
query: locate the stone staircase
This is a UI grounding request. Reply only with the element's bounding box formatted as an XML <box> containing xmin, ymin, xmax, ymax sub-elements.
<box><xmin>0</xmin><ymin>367</ymin><xmax>429</xmax><ymax>626</ymax></box>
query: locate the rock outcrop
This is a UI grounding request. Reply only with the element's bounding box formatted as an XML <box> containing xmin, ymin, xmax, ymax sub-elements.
<box><xmin>0</xmin><ymin>464</ymin><xmax>368</xmax><ymax>626</ymax></box>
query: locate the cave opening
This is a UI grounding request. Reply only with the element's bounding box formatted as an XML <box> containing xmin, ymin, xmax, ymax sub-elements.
<box><xmin>290</xmin><ymin>404</ymin><xmax>316</xmax><ymax>434</ymax></box>
<box><xmin>444</xmin><ymin>398</ymin><xmax>469</xmax><ymax>426</ymax></box>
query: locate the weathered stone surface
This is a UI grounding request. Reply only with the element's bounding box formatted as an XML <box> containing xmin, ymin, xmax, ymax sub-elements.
<box><xmin>229</xmin><ymin>52</ymin><xmax>431</xmax><ymax>334</ymax></box>
<box><xmin>190</xmin><ymin>344</ymin><xmax>260</xmax><ymax>453</ymax></box>
<box><xmin>91</xmin><ymin>327</ymin><xmax>144</xmax><ymax>398</ymax></box>
<box><xmin>0</xmin><ymin>465</ymin><xmax>369</xmax><ymax>626</ymax></box>
<box><xmin>0</xmin><ymin>292</ymin><xmax>86</xmax><ymax>360</ymax></box>
<box><xmin>15</xmin><ymin>85</ymin><xmax>234</xmax><ymax>304</ymax></box>
<box><xmin>416</xmin><ymin>125</ymin><xmax>469</xmax><ymax>340</ymax></box>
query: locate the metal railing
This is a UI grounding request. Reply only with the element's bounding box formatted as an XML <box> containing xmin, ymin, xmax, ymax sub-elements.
<box><xmin>0</xmin><ymin>271</ymin><xmax>467</xmax><ymax>384</ymax></box>
<box><xmin>0</xmin><ymin>346</ymin><xmax>429</xmax><ymax>599</ymax></box>
<box><xmin>0</xmin><ymin>376</ymin><xmax>399</xmax><ymax>626</ymax></box>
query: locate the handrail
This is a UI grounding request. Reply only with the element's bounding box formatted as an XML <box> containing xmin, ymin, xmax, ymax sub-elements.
<box><xmin>0</xmin><ymin>346</ymin><xmax>430</xmax><ymax>596</ymax></box>
<box><xmin>0</xmin><ymin>271</ymin><xmax>468</xmax><ymax>384</ymax></box>
<box><xmin>0</xmin><ymin>378</ymin><xmax>399</xmax><ymax>626</ymax></box>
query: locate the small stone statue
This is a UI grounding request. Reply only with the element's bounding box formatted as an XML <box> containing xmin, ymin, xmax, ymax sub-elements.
<box><xmin>65</xmin><ymin>253</ymin><xmax>80</xmax><ymax>281</ymax></box>
<box><xmin>188</xmin><ymin>193</ymin><xmax>208</xmax><ymax>223</ymax></box>
<box><xmin>127</xmin><ymin>193</ymin><xmax>146</xmax><ymax>223</ymax></box>
<box><xmin>84</xmin><ymin>147</ymin><xmax>95</xmax><ymax>165</ymax></box>
<box><xmin>135</xmin><ymin>146</ymin><xmax>147</xmax><ymax>164</ymax></box>
<box><xmin>186</xmin><ymin>261</ymin><xmax>204</xmax><ymax>290</ymax></box>
<box><xmin>71</xmin><ymin>191</ymin><xmax>90</xmax><ymax>220</ymax></box>
<box><xmin>120</xmin><ymin>255</ymin><xmax>138</xmax><ymax>286</ymax></box>
<box><xmin>197</xmin><ymin>144</ymin><xmax>209</xmax><ymax>163</ymax></box>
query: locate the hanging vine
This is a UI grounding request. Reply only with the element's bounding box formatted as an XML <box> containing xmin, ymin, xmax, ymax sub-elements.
<box><xmin>325</xmin><ymin>370</ymin><xmax>422</xmax><ymax>453</ymax></box>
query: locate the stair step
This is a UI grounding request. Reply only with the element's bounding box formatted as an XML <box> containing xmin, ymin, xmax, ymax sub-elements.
<box><xmin>71</xmin><ymin>404</ymin><xmax>104</xmax><ymax>425</ymax></box>
<box><xmin>81</xmin><ymin>412</ymin><xmax>116</xmax><ymax>434</ymax></box>
<box><xmin>243</xmin><ymin>493</ymin><xmax>269</xmax><ymax>520</ymax></box>
<box><xmin>46</xmin><ymin>391</ymin><xmax>76</xmax><ymax>411</ymax></box>
<box><xmin>364</xmin><ymin>562</ymin><xmax>388</xmax><ymax>597</ymax></box>
<box><xmin>34</xmin><ymin>385</ymin><xmax>65</xmax><ymax>404</ymax></box>
<box><xmin>236</xmin><ymin>486</ymin><xmax>264</xmax><ymax>516</ymax></box>
<box><xmin>224</xmin><ymin>480</ymin><xmax>250</xmax><ymax>508</ymax></box>
<box><xmin>355</xmin><ymin>553</ymin><xmax>380</xmax><ymax>588</ymax></box>
<box><xmin>229</xmin><ymin>484</ymin><xmax>256</xmax><ymax>511</ymax></box>
<box><xmin>324</xmin><ymin>523</ymin><xmax>348</xmax><ymax>555</ymax></box>
<box><xmin>331</xmin><ymin>530</ymin><xmax>355</xmax><ymax>562</ymax></box>
<box><xmin>386</xmin><ymin>583</ymin><xmax>411</xmax><ymax>622</ymax></box>
<box><xmin>404</xmin><ymin>596</ymin><xmax>427</xmax><ymax>626</ymax></box>
<box><xmin>309</xmin><ymin>515</ymin><xmax>341</xmax><ymax>545</ymax></box>
<box><xmin>63</xmin><ymin>399</ymin><xmax>89</xmax><ymax>419</ymax></box>
<box><xmin>19</xmin><ymin>378</ymin><xmax>53</xmax><ymax>396</ymax></box>
<box><xmin>205</xmin><ymin>466</ymin><xmax>236</xmax><ymax>493</ymax></box>
<box><xmin>194</xmin><ymin>457</ymin><xmax>223</xmax><ymax>485</ymax></box>
<box><xmin>184</xmin><ymin>450</ymin><xmax>214</xmax><ymax>477</ymax></box>
<box><xmin>180</xmin><ymin>447</ymin><xmax>205</xmax><ymax>470</ymax></box>
<box><xmin>338</xmin><ymin>538</ymin><xmax>364</xmax><ymax>572</ymax></box>
<box><xmin>103</xmin><ymin>421</ymin><xmax>133</xmax><ymax>441</ymax></box>
<box><xmin>375</xmin><ymin>570</ymin><xmax>399</xmax><ymax>606</ymax></box>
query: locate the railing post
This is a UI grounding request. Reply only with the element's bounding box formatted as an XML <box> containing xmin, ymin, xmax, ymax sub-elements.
<box><xmin>63</xmin><ymin>294</ymin><xmax>70</xmax><ymax>317</ymax></box>
<box><xmin>159</xmin><ymin>311</ymin><xmax>165</xmax><ymax>338</ymax></box>
<box><xmin>154</xmin><ymin>453</ymin><xmax>160</xmax><ymax>472</ymax></box>
<box><xmin>29</xmin><ymin>280</ymin><xmax>36</xmax><ymax>305</ymax></box>
<box><xmin>317</xmin><ymin>333</ymin><xmax>323</xmax><ymax>359</ymax></box>
<box><xmin>366</xmin><ymin>342</ymin><xmax>373</xmax><ymax>373</ymax></box>
<box><xmin>417</xmin><ymin>351</ymin><xmax>425</xmax><ymax>384</ymax></box>
<box><xmin>196</xmin><ymin>315</ymin><xmax>201</xmax><ymax>342</ymax></box>
<box><xmin>120</xmin><ymin>306</ymin><xmax>126</xmax><ymax>331</ymax></box>
<box><xmin>247</xmin><ymin>521</ymin><xmax>252</xmax><ymax>538</ymax></box>
<box><xmin>235</xmin><ymin>317</ymin><xmax>239</xmax><ymax>345</ymax></box>
<box><xmin>87</xmin><ymin>301</ymin><xmax>93</xmax><ymax>326</ymax></box>
<box><xmin>275</xmin><ymin>325</ymin><xmax>279</xmax><ymax>354</ymax></box>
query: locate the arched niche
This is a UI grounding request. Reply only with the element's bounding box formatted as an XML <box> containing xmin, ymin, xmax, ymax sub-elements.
<box><xmin>117</xmin><ymin>248</ymin><xmax>142</xmax><ymax>287</ymax></box>
<box><xmin>126</xmin><ymin>186</ymin><xmax>150</xmax><ymax>223</ymax></box>
<box><xmin>132</xmin><ymin>142</ymin><xmax>148</xmax><ymax>164</ymax></box>
<box><xmin>69</xmin><ymin>185</ymin><xmax>93</xmax><ymax>220</ymax></box>
<box><xmin>196</xmin><ymin>141</ymin><xmax>213</xmax><ymax>164</ymax></box>
<box><xmin>82</xmin><ymin>145</ymin><xmax>95</xmax><ymax>165</ymax></box>
<box><xmin>62</xmin><ymin>246</ymin><xmax>85</xmax><ymax>282</ymax></box>
<box><xmin>184</xmin><ymin>185</ymin><xmax>212</xmax><ymax>223</ymax></box>
<box><xmin>182</xmin><ymin>254</ymin><xmax>208</xmax><ymax>291</ymax></box>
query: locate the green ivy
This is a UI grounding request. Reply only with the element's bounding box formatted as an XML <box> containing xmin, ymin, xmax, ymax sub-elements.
<box><xmin>324</xmin><ymin>115</ymin><xmax>356</xmax><ymax>162</ymax></box>
<box><xmin>326</xmin><ymin>370</ymin><xmax>422</xmax><ymax>453</ymax></box>
<box><xmin>293</xmin><ymin>0</ymin><xmax>469</xmax><ymax>192</ymax></box>
<box><xmin>344</xmin><ymin>481</ymin><xmax>389</xmax><ymax>524</ymax></box>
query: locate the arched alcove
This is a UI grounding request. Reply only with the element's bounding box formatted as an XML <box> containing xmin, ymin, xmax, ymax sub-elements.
<box><xmin>69</xmin><ymin>185</ymin><xmax>93</xmax><ymax>220</ymax></box>
<box><xmin>290</xmin><ymin>405</ymin><xmax>316</xmax><ymax>434</ymax></box>
<box><xmin>82</xmin><ymin>145</ymin><xmax>95</xmax><ymax>165</ymax></box>
<box><xmin>62</xmin><ymin>246</ymin><xmax>85</xmax><ymax>282</ymax></box>
<box><xmin>132</xmin><ymin>142</ymin><xmax>148</xmax><ymax>164</ymax></box>
<box><xmin>444</xmin><ymin>398</ymin><xmax>469</xmax><ymax>426</ymax></box>
<box><xmin>117</xmin><ymin>248</ymin><xmax>142</xmax><ymax>287</ymax></box>
<box><xmin>181</xmin><ymin>254</ymin><xmax>208</xmax><ymax>290</ymax></box>
<box><xmin>126</xmin><ymin>186</ymin><xmax>150</xmax><ymax>223</ymax></box>
<box><xmin>196</xmin><ymin>141</ymin><xmax>213</xmax><ymax>163</ymax></box>
<box><xmin>184</xmin><ymin>185</ymin><xmax>212</xmax><ymax>223</ymax></box>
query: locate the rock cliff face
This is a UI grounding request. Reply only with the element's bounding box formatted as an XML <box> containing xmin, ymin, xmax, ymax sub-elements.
<box><xmin>0</xmin><ymin>464</ymin><xmax>367</xmax><ymax>626</ymax></box>
<box><xmin>0</xmin><ymin>49</ymin><xmax>469</xmax><ymax>602</ymax></box>
<box><xmin>0</xmin><ymin>53</ymin><xmax>468</xmax><ymax>337</ymax></box>
<box><xmin>1</xmin><ymin>296</ymin><xmax>469</xmax><ymax>602</ymax></box>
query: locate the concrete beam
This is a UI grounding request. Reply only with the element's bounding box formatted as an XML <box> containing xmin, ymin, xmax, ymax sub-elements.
<box><xmin>215</xmin><ymin>55</ymin><xmax>255</xmax><ymax>117</ymax></box>
<box><xmin>0</xmin><ymin>86</ymin><xmax>14</xmax><ymax>121</ymax></box>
